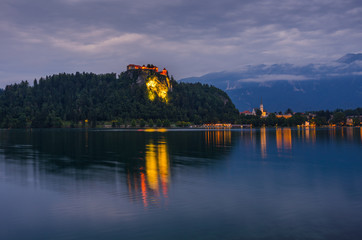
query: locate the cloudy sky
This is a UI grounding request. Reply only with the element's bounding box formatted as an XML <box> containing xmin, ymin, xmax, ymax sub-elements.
<box><xmin>0</xmin><ymin>0</ymin><xmax>361</xmax><ymax>87</ymax></box>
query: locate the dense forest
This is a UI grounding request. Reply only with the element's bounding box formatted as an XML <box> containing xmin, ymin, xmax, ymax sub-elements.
<box><xmin>0</xmin><ymin>70</ymin><xmax>239</xmax><ymax>128</ymax></box>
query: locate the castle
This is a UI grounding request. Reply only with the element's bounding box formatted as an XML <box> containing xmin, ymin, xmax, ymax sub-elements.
<box><xmin>127</xmin><ymin>64</ymin><xmax>168</xmax><ymax>76</ymax></box>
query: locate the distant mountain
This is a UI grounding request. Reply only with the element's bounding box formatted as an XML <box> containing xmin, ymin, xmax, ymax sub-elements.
<box><xmin>180</xmin><ymin>54</ymin><xmax>362</xmax><ymax>112</ymax></box>
<box><xmin>337</xmin><ymin>53</ymin><xmax>362</xmax><ymax>64</ymax></box>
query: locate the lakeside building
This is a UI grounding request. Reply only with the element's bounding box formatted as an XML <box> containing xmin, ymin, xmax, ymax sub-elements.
<box><xmin>346</xmin><ymin>116</ymin><xmax>362</xmax><ymax>126</ymax></box>
<box><xmin>240</xmin><ymin>98</ymin><xmax>269</xmax><ymax>117</ymax></box>
<box><xmin>239</xmin><ymin>97</ymin><xmax>299</xmax><ymax>120</ymax></box>
<box><xmin>301</xmin><ymin>121</ymin><xmax>316</xmax><ymax>127</ymax></box>
<box><xmin>276</xmin><ymin>114</ymin><xmax>293</xmax><ymax>119</ymax></box>
<box><xmin>127</xmin><ymin>64</ymin><xmax>168</xmax><ymax>76</ymax></box>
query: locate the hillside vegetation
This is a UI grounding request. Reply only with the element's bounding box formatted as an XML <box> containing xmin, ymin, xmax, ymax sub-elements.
<box><xmin>0</xmin><ymin>69</ymin><xmax>239</xmax><ymax>128</ymax></box>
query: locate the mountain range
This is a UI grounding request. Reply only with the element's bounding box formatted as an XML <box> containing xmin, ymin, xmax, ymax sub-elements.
<box><xmin>180</xmin><ymin>53</ymin><xmax>362</xmax><ymax>112</ymax></box>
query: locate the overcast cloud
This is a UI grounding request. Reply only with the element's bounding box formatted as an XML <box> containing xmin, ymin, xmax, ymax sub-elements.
<box><xmin>0</xmin><ymin>0</ymin><xmax>361</xmax><ymax>87</ymax></box>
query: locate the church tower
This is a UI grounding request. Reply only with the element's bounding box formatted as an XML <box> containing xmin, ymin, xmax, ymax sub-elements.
<box><xmin>260</xmin><ymin>97</ymin><xmax>264</xmax><ymax>113</ymax></box>
<box><xmin>260</xmin><ymin>97</ymin><xmax>266</xmax><ymax>117</ymax></box>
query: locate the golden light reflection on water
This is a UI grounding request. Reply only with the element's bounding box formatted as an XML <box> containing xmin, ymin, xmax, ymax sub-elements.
<box><xmin>276</xmin><ymin>128</ymin><xmax>282</xmax><ymax>150</ymax></box>
<box><xmin>239</xmin><ymin>129</ymin><xmax>255</xmax><ymax>148</ymax></box>
<box><xmin>140</xmin><ymin>172</ymin><xmax>148</xmax><ymax>208</ymax></box>
<box><xmin>126</xmin><ymin>127</ymin><xmax>362</xmax><ymax>208</ymax></box>
<box><xmin>304</xmin><ymin>127</ymin><xmax>316</xmax><ymax>143</ymax></box>
<box><xmin>329</xmin><ymin>126</ymin><xmax>336</xmax><ymax>139</ymax></box>
<box><xmin>329</xmin><ymin>126</ymin><xmax>362</xmax><ymax>142</ymax></box>
<box><xmin>127</xmin><ymin>137</ymin><xmax>170</xmax><ymax>208</ymax></box>
<box><xmin>146</xmin><ymin>142</ymin><xmax>159</xmax><ymax>191</ymax></box>
<box><xmin>346</xmin><ymin>127</ymin><xmax>354</xmax><ymax>141</ymax></box>
<box><xmin>205</xmin><ymin>130</ymin><xmax>231</xmax><ymax>146</ymax></box>
<box><xmin>276</xmin><ymin>128</ymin><xmax>292</xmax><ymax>150</ymax></box>
<box><xmin>158</xmin><ymin>141</ymin><xmax>169</xmax><ymax>197</ymax></box>
<box><xmin>260</xmin><ymin>127</ymin><xmax>267</xmax><ymax>158</ymax></box>
<box><xmin>283</xmin><ymin>128</ymin><xmax>292</xmax><ymax>149</ymax></box>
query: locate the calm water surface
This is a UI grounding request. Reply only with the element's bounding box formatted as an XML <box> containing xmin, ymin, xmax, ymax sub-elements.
<box><xmin>0</xmin><ymin>128</ymin><xmax>361</xmax><ymax>240</ymax></box>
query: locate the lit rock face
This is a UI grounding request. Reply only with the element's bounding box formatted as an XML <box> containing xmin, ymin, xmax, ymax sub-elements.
<box><xmin>124</xmin><ymin>64</ymin><xmax>172</xmax><ymax>103</ymax></box>
<box><xmin>146</xmin><ymin>75</ymin><xmax>171</xmax><ymax>103</ymax></box>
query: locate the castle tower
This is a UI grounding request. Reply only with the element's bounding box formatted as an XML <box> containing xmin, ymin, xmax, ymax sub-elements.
<box><xmin>160</xmin><ymin>68</ymin><xmax>168</xmax><ymax>76</ymax></box>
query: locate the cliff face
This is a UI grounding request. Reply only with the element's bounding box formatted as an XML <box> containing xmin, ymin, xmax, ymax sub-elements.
<box><xmin>122</xmin><ymin>69</ymin><xmax>172</xmax><ymax>103</ymax></box>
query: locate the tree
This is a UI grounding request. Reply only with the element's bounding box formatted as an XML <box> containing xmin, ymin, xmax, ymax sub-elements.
<box><xmin>156</xmin><ymin>119</ymin><xmax>162</xmax><ymax>127</ymax></box>
<box><xmin>139</xmin><ymin>119</ymin><xmax>146</xmax><ymax>127</ymax></box>
<box><xmin>331</xmin><ymin>112</ymin><xmax>346</xmax><ymax>125</ymax></box>
<box><xmin>265</xmin><ymin>113</ymin><xmax>277</xmax><ymax>126</ymax></box>
<box><xmin>255</xmin><ymin>109</ymin><xmax>262</xmax><ymax>117</ymax></box>
<box><xmin>131</xmin><ymin>119</ymin><xmax>137</xmax><ymax>127</ymax></box>
<box><xmin>353</xmin><ymin>117</ymin><xmax>360</xmax><ymax>126</ymax></box>
<box><xmin>285</xmin><ymin>108</ymin><xmax>293</xmax><ymax>115</ymax></box>
<box><xmin>312</xmin><ymin>116</ymin><xmax>327</xmax><ymax>126</ymax></box>
<box><xmin>163</xmin><ymin>119</ymin><xmax>171</xmax><ymax>127</ymax></box>
<box><xmin>290</xmin><ymin>113</ymin><xmax>307</xmax><ymax>126</ymax></box>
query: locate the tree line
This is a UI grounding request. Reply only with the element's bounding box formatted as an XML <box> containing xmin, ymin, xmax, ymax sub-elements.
<box><xmin>237</xmin><ymin>108</ymin><xmax>362</xmax><ymax>127</ymax></box>
<box><xmin>0</xmin><ymin>70</ymin><xmax>360</xmax><ymax>128</ymax></box>
<box><xmin>0</xmin><ymin>71</ymin><xmax>239</xmax><ymax>128</ymax></box>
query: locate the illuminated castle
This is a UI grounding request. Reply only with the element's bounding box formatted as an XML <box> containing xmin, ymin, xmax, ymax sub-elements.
<box><xmin>127</xmin><ymin>64</ymin><xmax>168</xmax><ymax>76</ymax></box>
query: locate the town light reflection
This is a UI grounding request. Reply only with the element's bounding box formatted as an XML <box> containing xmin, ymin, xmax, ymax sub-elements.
<box><xmin>304</xmin><ymin>127</ymin><xmax>316</xmax><ymax>143</ymax></box>
<box><xmin>346</xmin><ymin>127</ymin><xmax>353</xmax><ymax>141</ymax></box>
<box><xmin>276</xmin><ymin>128</ymin><xmax>292</xmax><ymax>151</ymax></box>
<box><xmin>276</xmin><ymin>128</ymin><xmax>282</xmax><ymax>150</ymax></box>
<box><xmin>239</xmin><ymin>129</ymin><xmax>255</xmax><ymax>148</ymax></box>
<box><xmin>260</xmin><ymin>127</ymin><xmax>267</xmax><ymax>158</ymax></box>
<box><xmin>205</xmin><ymin>130</ymin><xmax>231</xmax><ymax>146</ymax></box>
<box><xmin>329</xmin><ymin>126</ymin><xmax>336</xmax><ymax>139</ymax></box>
<box><xmin>283</xmin><ymin>128</ymin><xmax>292</xmax><ymax>149</ymax></box>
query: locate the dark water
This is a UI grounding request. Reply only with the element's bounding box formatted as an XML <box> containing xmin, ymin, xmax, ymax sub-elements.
<box><xmin>0</xmin><ymin>128</ymin><xmax>361</xmax><ymax>240</ymax></box>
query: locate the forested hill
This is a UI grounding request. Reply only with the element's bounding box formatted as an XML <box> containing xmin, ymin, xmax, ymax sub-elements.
<box><xmin>0</xmin><ymin>69</ymin><xmax>239</xmax><ymax>128</ymax></box>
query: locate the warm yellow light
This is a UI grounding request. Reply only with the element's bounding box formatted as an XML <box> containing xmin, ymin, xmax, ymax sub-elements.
<box><xmin>260</xmin><ymin>127</ymin><xmax>267</xmax><ymax>158</ymax></box>
<box><xmin>146</xmin><ymin>143</ymin><xmax>159</xmax><ymax>191</ymax></box>
<box><xmin>158</xmin><ymin>141</ymin><xmax>169</xmax><ymax>196</ymax></box>
<box><xmin>144</xmin><ymin>128</ymin><xmax>168</xmax><ymax>132</ymax></box>
<box><xmin>144</xmin><ymin>129</ymin><xmax>156</xmax><ymax>132</ymax></box>
<box><xmin>145</xmin><ymin>75</ymin><xmax>171</xmax><ymax>103</ymax></box>
<box><xmin>276</xmin><ymin>128</ymin><xmax>282</xmax><ymax>150</ymax></box>
<box><xmin>145</xmin><ymin>139</ymin><xmax>170</xmax><ymax>195</ymax></box>
<box><xmin>157</xmin><ymin>128</ymin><xmax>168</xmax><ymax>133</ymax></box>
<box><xmin>283</xmin><ymin>128</ymin><xmax>292</xmax><ymax>149</ymax></box>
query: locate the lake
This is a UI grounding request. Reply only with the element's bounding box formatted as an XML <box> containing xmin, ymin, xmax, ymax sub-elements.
<box><xmin>0</xmin><ymin>128</ymin><xmax>361</xmax><ymax>240</ymax></box>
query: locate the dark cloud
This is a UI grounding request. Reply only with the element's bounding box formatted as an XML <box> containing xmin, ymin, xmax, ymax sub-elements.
<box><xmin>0</xmin><ymin>0</ymin><xmax>362</xmax><ymax>87</ymax></box>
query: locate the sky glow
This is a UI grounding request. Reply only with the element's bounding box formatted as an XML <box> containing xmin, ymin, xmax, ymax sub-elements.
<box><xmin>0</xmin><ymin>0</ymin><xmax>361</xmax><ymax>87</ymax></box>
